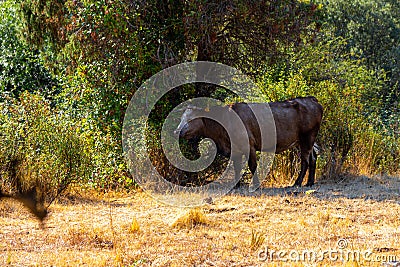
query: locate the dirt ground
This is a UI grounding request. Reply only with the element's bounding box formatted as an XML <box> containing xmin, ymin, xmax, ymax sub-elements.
<box><xmin>1</xmin><ymin>175</ymin><xmax>399</xmax><ymax>266</ymax></box>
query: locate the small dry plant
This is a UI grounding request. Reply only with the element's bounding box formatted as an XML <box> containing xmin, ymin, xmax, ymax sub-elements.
<box><xmin>250</xmin><ymin>229</ymin><xmax>265</xmax><ymax>251</ymax></box>
<box><xmin>171</xmin><ymin>208</ymin><xmax>208</xmax><ymax>229</ymax></box>
<box><xmin>129</xmin><ymin>217</ymin><xmax>140</xmax><ymax>233</ymax></box>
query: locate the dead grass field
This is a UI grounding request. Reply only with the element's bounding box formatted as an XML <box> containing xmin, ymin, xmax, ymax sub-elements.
<box><xmin>1</xmin><ymin>175</ymin><xmax>399</xmax><ymax>267</ymax></box>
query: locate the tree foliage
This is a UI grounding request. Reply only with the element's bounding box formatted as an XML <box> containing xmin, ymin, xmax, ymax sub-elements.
<box><xmin>317</xmin><ymin>0</ymin><xmax>399</xmax><ymax>125</ymax></box>
<box><xmin>0</xmin><ymin>1</ymin><xmax>59</xmax><ymax>100</ymax></box>
<box><xmin>17</xmin><ymin>0</ymin><xmax>321</xmax><ymax>122</ymax></box>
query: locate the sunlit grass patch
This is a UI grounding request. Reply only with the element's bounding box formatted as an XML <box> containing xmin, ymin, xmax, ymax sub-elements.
<box><xmin>317</xmin><ymin>210</ymin><xmax>331</xmax><ymax>225</ymax></box>
<box><xmin>129</xmin><ymin>217</ymin><xmax>140</xmax><ymax>233</ymax></box>
<box><xmin>171</xmin><ymin>208</ymin><xmax>208</xmax><ymax>229</ymax></box>
<box><xmin>66</xmin><ymin>225</ymin><xmax>114</xmax><ymax>249</ymax></box>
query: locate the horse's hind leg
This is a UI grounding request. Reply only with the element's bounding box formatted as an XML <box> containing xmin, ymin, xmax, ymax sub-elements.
<box><xmin>293</xmin><ymin>149</ymin><xmax>310</xmax><ymax>186</ymax></box>
<box><xmin>306</xmin><ymin>147</ymin><xmax>317</xmax><ymax>186</ymax></box>
<box><xmin>293</xmin><ymin>135</ymin><xmax>314</xmax><ymax>186</ymax></box>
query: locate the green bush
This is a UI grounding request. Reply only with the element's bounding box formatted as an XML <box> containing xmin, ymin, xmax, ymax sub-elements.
<box><xmin>0</xmin><ymin>92</ymin><xmax>92</xmax><ymax>204</ymax></box>
<box><xmin>256</xmin><ymin>38</ymin><xmax>399</xmax><ymax>182</ymax></box>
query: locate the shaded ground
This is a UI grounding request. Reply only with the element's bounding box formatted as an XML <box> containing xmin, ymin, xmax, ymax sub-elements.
<box><xmin>0</xmin><ymin>175</ymin><xmax>399</xmax><ymax>266</ymax></box>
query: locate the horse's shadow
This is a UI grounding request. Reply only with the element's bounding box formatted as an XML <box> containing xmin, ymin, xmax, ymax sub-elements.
<box><xmin>230</xmin><ymin>175</ymin><xmax>400</xmax><ymax>203</ymax></box>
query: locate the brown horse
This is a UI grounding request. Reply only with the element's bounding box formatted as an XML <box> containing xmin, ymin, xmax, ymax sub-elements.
<box><xmin>175</xmin><ymin>96</ymin><xmax>323</xmax><ymax>187</ymax></box>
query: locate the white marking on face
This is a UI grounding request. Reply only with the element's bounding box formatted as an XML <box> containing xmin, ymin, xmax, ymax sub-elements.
<box><xmin>174</xmin><ymin>108</ymin><xmax>195</xmax><ymax>135</ymax></box>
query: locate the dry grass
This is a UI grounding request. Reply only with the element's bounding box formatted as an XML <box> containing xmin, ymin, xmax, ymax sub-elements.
<box><xmin>0</xmin><ymin>175</ymin><xmax>399</xmax><ymax>266</ymax></box>
<box><xmin>129</xmin><ymin>217</ymin><xmax>140</xmax><ymax>233</ymax></box>
<box><xmin>171</xmin><ymin>208</ymin><xmax>208</xmax><ymax>229</ymax></box>
<box><xmin>250</xmin><ymin>229</ymin><xmax>265</xmax><ymax>251</ymax></box>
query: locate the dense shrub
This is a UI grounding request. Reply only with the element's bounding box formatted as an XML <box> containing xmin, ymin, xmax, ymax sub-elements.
<box><xmin>256</xmin><ymin>39</ymin><xmax>399</xmax><ymax>181</ymax></box>
<box><xmin>0</xmin><ymin>92</ymin><xmax>91</xmax><ymax>204</ymax></box>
